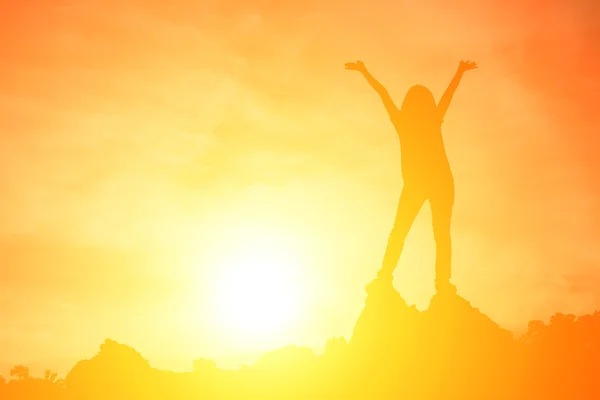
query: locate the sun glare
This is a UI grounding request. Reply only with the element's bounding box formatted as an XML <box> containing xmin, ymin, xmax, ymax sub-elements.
<box><xmin>205</xmin><ymin>226</ymin><xmax>306</xmax><ymax>341</ymax></box>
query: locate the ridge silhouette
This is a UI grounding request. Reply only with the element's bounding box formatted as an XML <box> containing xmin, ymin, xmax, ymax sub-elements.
<box><xmin>3</xmin><ymin>304</ymin><xmax>600</xmax><ymax>399</ymax></box>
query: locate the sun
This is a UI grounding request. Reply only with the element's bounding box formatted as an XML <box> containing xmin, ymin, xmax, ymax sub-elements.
<box><xmin>205</xmin><ymin>226</ymin><xmax>306</xmax><ymax>341</ymax></box>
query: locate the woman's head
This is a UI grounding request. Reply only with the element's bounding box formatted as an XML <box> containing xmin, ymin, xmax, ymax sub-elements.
<box><xmin>401</xmin><ymin>85</ymin><xmax>440</xmax><ymax>122</ymax></box>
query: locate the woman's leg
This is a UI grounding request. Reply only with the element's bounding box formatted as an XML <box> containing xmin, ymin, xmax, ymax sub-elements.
<box><xmin>378</xmin><ymin>187</ymin><xmax>426</xmax><ymax>280</ymax></box>
<box><xmin>429</xmin><ymin>183</ymin><xmax>455</xmax><ymax>293</ymax></box>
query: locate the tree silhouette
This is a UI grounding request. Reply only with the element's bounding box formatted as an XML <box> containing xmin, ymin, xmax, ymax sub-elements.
<box><xmin>44</xmin><ymin>369</ymin><xmax>58</xmax><ymax>383</ymax></box>
<box><xmin>10</xmin><ymin>365</ymin><xmax>29</xmax><ymax>381</ymax></box>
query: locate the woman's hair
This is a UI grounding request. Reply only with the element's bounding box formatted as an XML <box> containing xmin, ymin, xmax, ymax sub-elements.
<box><xmin>400</xmin><ymin>85</ymin><xmax>442</xmax><ymax>125</ymax></box>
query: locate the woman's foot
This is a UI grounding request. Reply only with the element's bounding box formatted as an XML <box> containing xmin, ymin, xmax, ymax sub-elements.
<box><xmin>436</xmin><ymin>280</ymin><xmax>457</xmax><ymax>296</ymax></box>
<box><xmin>366</xmin><ymin>269</ymin><xmax>394</xmax><ymax>294</ymax></box>
<box><xmin>377</xmin><ymin>268</ymin><xmax>394</xmax><ymax>282</ymax></box>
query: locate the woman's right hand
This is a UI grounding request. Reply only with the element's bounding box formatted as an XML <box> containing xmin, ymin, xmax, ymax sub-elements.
<box><xmin>458</xmin><ymin>60</ymin><xmax>478</xmax><ymax>73</ymax></box>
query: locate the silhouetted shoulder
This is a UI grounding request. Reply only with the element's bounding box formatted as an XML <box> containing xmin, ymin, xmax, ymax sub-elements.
<box><xmin>437</xmin><ymin>108</ymin><xmax>445</xmax><ymax>125</ymax></box>
<box><xmin>390</xmin><ymin>108</ymin><xmax>405</xmax><ymax>130</ymax></box>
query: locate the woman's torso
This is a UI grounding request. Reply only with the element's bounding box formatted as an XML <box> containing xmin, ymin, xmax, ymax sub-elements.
<box><xmin>391</xmin><ymin>112</ymin><xmax>454</xmax><ymax>188</ymax></box>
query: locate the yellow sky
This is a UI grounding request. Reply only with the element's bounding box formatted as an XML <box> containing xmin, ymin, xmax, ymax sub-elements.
<box><xmin>1</xmin><ymin>0</ymin><xmax>599</xmax><ymax>376</ymax></box>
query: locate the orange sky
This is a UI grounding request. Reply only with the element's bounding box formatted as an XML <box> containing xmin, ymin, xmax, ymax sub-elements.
<box><xmin>1</xmin><ymin>0</ymin><xmax>599</xmax><ymax>377</ymax></box>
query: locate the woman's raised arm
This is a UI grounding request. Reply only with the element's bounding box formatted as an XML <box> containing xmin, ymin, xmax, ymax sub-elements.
<box><xmin>437</xmin><ymin>60</ymin><xmax>478</xmax><ymax>119</ymax></box>
<box><xmin>346</xmin><ymin>60</ymin><xmax>398</xmax><ymax>119</ymax></box>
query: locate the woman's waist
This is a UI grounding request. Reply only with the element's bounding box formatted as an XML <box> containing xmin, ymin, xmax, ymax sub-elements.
<box><xmin>401</xmin><ymin>154</ymin><xmax>451</xmax><ymax>170</ymax></box>
<box><xmin>401</xmin><ymin>161</ymin><xmax>453</xmax><ymax>181</ymax></box>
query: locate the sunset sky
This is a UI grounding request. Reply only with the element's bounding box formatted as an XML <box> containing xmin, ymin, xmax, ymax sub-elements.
<box><xmin>1</xmin><ymin>0</ymin><xmax>599</xmax><ymax>377</ymax></box>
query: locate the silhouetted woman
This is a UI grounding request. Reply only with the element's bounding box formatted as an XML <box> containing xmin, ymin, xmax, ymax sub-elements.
<box><xmin>346</xmin><ymin>59</ymin><xmax>477</xmax><ymax>294</ymax></box>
